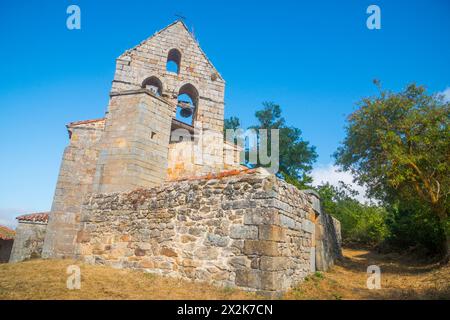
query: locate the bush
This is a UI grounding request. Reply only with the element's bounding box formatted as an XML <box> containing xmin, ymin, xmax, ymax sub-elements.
<box><xmin>317</xmin><ymin>182</ymin><xmax>447</xmax><ymax>255</ymax></box>
<box><xmin>384</xmin><ymin>201</ymin><xmax>447</xmax><ymax>255</ymax></box>
<box><xmin>317</xmin><ymin>182</ymin><xmax>389</xmax><ymax>246</ymax></box>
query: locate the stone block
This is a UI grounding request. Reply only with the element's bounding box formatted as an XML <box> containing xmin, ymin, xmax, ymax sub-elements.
<box><xmin>180</xmin><ymin>234</ymin><xmax>196</xmax><ymax>243</ymax></box>
<box><xmin>230</xmin><ymin>225</ymin><xmax>258</xmax><ymax>240</ymax></box>
<box><xmin>194</xmin><ymin>247</ymin><xmax>219</xmax><ymax>260</ymax></box>
<box><xmin>279</xmin><ymin>214</ymin><xmax>296</xmax><ymax>229</ymax></box>
<box><xmin>134</xmin><ymin>248</ymin><xmax>146</xmax><ymax>256</ymax></box>
<box><xmin>243</xmin><ymin>240</ymin><xmax>279</xmax><ymax>256</ymax></box>
<box><xmin>259</xmin><ymin>256</ymin><xmax>289</xmax><ymax>271</ymax></box>
<box><xmin>235</xmin><ymin>269</ymin><xmax>260</xmax><ymax>288</ymax></box>
<box><xmin>302</xmin><ymin>220</ymin><xmax>315</xmax><ymax>234</ymax></box>
<box><xmin>228</xmin><ymin>256</ymin><xmax>250</xmax><ymax>269</ymax></box>
<box><xmin>76</xmin><ymin>230</ymin><xmax>91</xmax><ymax>243</ymax></box>
<box><xmin>259</xmin><ymin>271</ymin><xmax>284</xmax><ymax>291</ymax></box>
<box><xmin>160</xmin><ymin>247</ymin><xmax>178</xmax><ymax>257</ymax></box>
<box><xmin>205</xmin><ymin>233</ymin><xmax>229</xmax><ymax>247</ymax></box>
<box><xmin>243</xmin><ymin>209</ymin><xmax>279</xmax><ymax>226</ymax></box>
<box><xmin>258</xmin><ymin>225</ymin><xmax>285</xmax><ymax>242</ymax></box>
<box><xmin>139</xmin><ymin>258</ymin><xmax>155</xmax><ymax>268</ymax></box>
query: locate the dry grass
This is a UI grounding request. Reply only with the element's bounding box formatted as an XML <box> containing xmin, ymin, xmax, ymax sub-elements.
<box><xmin>0</xmin><ymin>259</ymin><xmax>256</xmax><ymax>300</ymax></box>
<box><xmin>285</xmin><ymin>248</ymin><xmax>450</xmax><ymax>300</ymax></box>
<box><xmin>1</xmin><ymin>248</ymin><xmax>449</xmax><ymax>300</ymax></box>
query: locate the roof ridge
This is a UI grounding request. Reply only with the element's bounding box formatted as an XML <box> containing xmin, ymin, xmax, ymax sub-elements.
<box><xmin>16</xmin><ymin>212</ymin><xmax>50</xmax><ymax>223</ymax></box>
<box><xmin>119</xmin><ymin>20</ymin><xmax>224</xmax><ymax>81</ymax></box>
<box><xmin>169</xmin><ymin>168</ymin><xmax>257</xmax><ymax>182</ymax></box>
<box><xmin>67</xmin><ymin>118</ymin><xmax>105</xmax><ymax>127</ymax></box>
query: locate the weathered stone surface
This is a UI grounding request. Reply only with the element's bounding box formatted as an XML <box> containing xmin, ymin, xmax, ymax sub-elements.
<box><xmin>68</xmin><ymin>173</ymin><xmax>341</xmax><ymax>295</ymax></box>
<box><xmin>302</xmin><ymin>220</ymin><xmax>315</xmax><ymax>234</ymax></box>
<box><xmin>315</xmin><ymin>213</ymin><xmax>342</xmax><ymax>271</ymax></box>
<box><xmin>258</xmin><ymin>225</ymin><xmax>285</xmax><ymax>242</ymax></box>
<box><xmin>76</xmin><ymin>230</ymin><xmax>91</xmax><ymax>243</ymax></box>
<box><xmin>259</xmin><ymin>256</ymin><xmax>289</xmax><ymax>271</ymax></box>
<box><xmin>243</xmin><ymin>240</ymin><xmax>279</xmax><ymax>256</ymax></box>
<box><xmin>205</xmin><ymin>233</ymin><xmax>229</xmax><ymax>247</ymax></box>
<box><xmin>194</xmin><ymin>247</ymin><xmax>219</xmax><ymax>260</ymax></box>
<box><xmin>9</xmin><ymin>221</ymin><xmax>47</xmax><ymax>263</ymax></box>
<box><xmin>230</xmin><ymin>225</ymin><xmax>258</xmax><ymax>240</ymax></box>
<box><xmin>279</xmin><ymin>214</ymin><xmax>296</xmax><ymax>229</ymax></box>
<box><xmin>160</xmin><ymin>247</ymin><xmax>178</xmax><ymax>257</ymax></box>
<box><xmin>235</xmin><ymin>269</ymin><xmax>261</xmax><ymax>288</ymax></box>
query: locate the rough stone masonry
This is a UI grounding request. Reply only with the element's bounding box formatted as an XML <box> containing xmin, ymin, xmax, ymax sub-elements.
<box><xmin>10</xmin><ymin>21</ymin><xmax>341</xmax><ymax>296</ymax></box>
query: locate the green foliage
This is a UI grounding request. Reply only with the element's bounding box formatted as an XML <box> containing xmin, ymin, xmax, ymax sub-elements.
<box><xmin>224</xmin><ymin>102</ymin><xmax>317</xmax><ymax>188</ymax></box>
<box><xmin>334</xmin><ymin>83</ymin><xmax>449</xmax><ymax>207</ymax></box>
<box><xmin>313</xmin><ymin>271</ymin><xmax>324</xmax><ymax>279</ymax></box>
<box><xmin>334</xmin><ymin>82</ymin><xmax>449</xmax><ymax>256</ymax></box>
<box><xmin>250</xmin><ymin>102</ymin><xmax>318</xmax><ymax>188</ymax></box>
<box><xmin>384</xmin><ymin>200</ymin><xmax>447</xmax><ymax>255</ymax></box>
<box><xmin>223</xmin><ymin>116</ymin><xmax>241</xmax><ymax>135</ymax></box>
<box><xmin>317</xmin><ymin>182</ymin><xmax>389</xmax><ymax>245</ymax></box>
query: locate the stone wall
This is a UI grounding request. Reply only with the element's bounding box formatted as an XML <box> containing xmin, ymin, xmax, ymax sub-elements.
<box><xmin>75</xmin><ymin>170</ymin><xmax>340</xmax><ymax>296</ymax></box>
<box><xmin>92</xmin><ymin>91</ymin><xmax>173</xmax><ymax>194</ymax></box>
<box><xmin>10</xmin><ymin>221</ymin><xmax>47</xmax><ymax>263</ymax></box>
<box><xmin>42</xmin><ymin>119</ymin><xmax>105</xmax><ymax>259</ymax></box>
<box><xmin>315</xmin><ymin>212</ymin><xmax>342</xmax><ymax>271</ymax></box>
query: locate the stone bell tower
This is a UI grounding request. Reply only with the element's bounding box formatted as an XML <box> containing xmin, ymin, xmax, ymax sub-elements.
<box><xmin>93</xmin><ymin>20</ymin><xmax>226</xmax><ymax>193</ymax></box>
<box><xmin>42</xmin><ymin>21</ymin><xmax>226</xmax><ymax>258</ymax></box>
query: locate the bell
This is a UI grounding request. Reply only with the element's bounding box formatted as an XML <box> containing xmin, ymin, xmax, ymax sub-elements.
<box><xmin>180</xmin><ymin>107</ymin><xmax>193</xmax><ymax>118</ymax></box>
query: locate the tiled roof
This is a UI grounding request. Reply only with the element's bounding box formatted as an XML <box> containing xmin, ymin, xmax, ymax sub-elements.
<box><xmin>173</xmin><ymin>168</ymin><xmax>259</xmax><ymax>182</ymax></box>
<box><xmin>0</xmin><ymin>225</ymin><xmax>15</xmax><ymax>240</ymax></box>
<box><xmin>67</xmin><ymin>118</ymin><xmax>105</xmax><ymax>127</ymax></box>
<box><xmin>16</xmin><ymin>212</ymin><xmax>50</xmax><ymax>223</ymax></box>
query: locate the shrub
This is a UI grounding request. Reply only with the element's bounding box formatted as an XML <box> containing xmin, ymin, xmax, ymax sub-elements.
<box><xmin>317</xmin><ymin>182</ymin><xmax>389</xmax><ymax>245</ymax></box>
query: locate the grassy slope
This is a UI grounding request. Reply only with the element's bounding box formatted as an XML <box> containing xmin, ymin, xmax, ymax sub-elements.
<box><xmin>0</xmin><ymin>249</ymin><xmax>449</xmax><ymax>300</ymax></box>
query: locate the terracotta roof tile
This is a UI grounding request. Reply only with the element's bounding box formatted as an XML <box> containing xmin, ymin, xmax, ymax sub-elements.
<box><xmin>171</xmin><ymin>168</ymin><xmax>258</xmax><ymax>182</ymax></box>
<box><xmin>0</xmin><ymin>225</ymin><xmax>15</xmax><ymax>240</ymax></box>
<box><xmin>16</xmin><ymin>212</ymin><xmax>50</xmax><ymax>223</ymax></box>
<box><xmin>67</xmin><ymin>118</ymin><xmax>105</xmax><ymax>127</ymax></box>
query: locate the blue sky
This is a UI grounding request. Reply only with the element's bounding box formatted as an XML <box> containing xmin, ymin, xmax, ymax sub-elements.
<box><xmin>0</xmin><ymin>0</ymin><xmax>449</xmax><ymax>227</ymax></box>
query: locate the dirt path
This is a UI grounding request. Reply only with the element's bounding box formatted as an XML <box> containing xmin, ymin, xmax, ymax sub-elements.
<box><xmin>285</xmin><ymin>248</ymin><xmax>450</xmax><ymax>300</ymax></box>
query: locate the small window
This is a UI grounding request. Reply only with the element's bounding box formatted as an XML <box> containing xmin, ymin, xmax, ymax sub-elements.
<box><xmin>142</xmin><ymin>76</ymin><xmax>163</xmax><ymax>96</ymax></box>
<box><xmin>166</xmin><ymin>49</ymin><xmax>181</xmax><ymax>74</ymax></box>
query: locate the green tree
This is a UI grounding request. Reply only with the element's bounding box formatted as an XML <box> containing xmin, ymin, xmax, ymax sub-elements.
<box><xmin>224</xmin><ymin>103</ymin><xmax>317</xmax><ymax>188</ymax></box>
<box><xmin>251</xmin><ymin>102</ymin><xmax>317</xmax><ymax>188</ymax></box>
<box><xmin>223</xmin><ymin>116</ymin><xmax>241</xmax><ymax>135</ymax></box>
<box><xmin>385</xmin><ymin>199</ymin><xmax>446</xmax><ymax>255</ymax></box>
<box><xmin>335</xmin><ymin>83</ymin><xmax>450</xmax><ymax>260</ymax></box>
<box><xmin>317</xmin><ymin>182</ymin><xmax>389</xmax><ymax>245</ymax></box>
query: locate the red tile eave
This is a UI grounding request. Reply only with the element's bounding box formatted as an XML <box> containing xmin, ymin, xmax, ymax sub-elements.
<box><xmin>0</xmin><ymin>225</ymin><xmax>15</xmax><ymax>240</ymax></box>
<box><xmin>170</xmin><ymin>168</ymin><xmax>258</xmax><ymax>182</ymax></box>
<box><xmin>16</xmin><ymin>212</ymin><xmax>49</xmax><ymax>223</ymax></box>
<box><xmin>67</xmin><ymin>118</ymin><xmax>105</xmax><ymax>127</ymax></box>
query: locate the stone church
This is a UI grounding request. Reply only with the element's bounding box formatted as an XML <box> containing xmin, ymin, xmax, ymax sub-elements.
<box><xmin>9</xmin><ymin>21</ymin><xmax>341</xmax><ymax>297</ymax></box>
